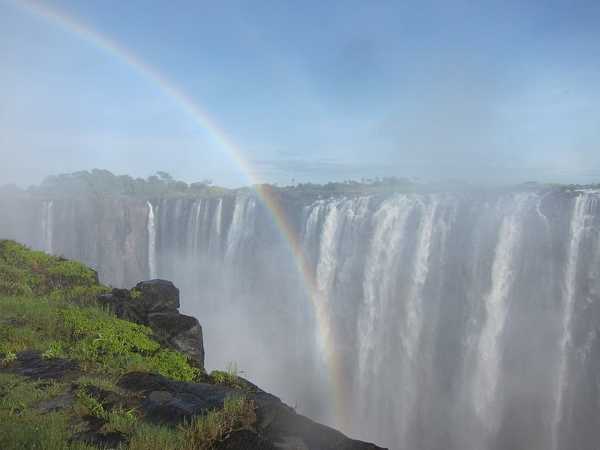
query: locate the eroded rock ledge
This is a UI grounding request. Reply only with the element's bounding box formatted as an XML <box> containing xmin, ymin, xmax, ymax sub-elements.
<box><xmin>97</xmin><ymin>279</ymin><xmax>205</xmax><ymax>369</ymax></box>
<box><xmin>120</xmin><ymin>371</ymin><xmax>382</xmax><ymax>450</ymax></box>
<box><xmin>94</xmin><ymin>280</ymin><xmax>384</xmax><ymax>448</ymax></box>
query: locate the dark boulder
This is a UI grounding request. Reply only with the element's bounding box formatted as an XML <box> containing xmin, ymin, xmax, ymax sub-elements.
<box><xmin>37</xmin><ymin>392</ymin><xmax>76</xmax><ymax>413</ymax></box>
<box><xmin>147</xmin><ymin>312</ymin><xmax>204</xmax><ymax>367</ymax></box>
<box><xmin>1</xmin><ymin>351</ymin><xmax>80</xmax><ymax>381</ymax></box>
<box><xmin>118</xmin><ymin>371</ymin><xmax>237</xmax><ymax>424</ymax></box>
<box><xmin>134</xmin><ymin>280</ymin><xmax>180</xmax><ymax>312</ymax></box>
<box><xmin>98</xmin><ymin>280</ymin><xmax>204</xmax><ymax>368</ymax></box>
<box><xmin>80</xmin><ymin>384</ymin><xmax>131</xmax><ymax>411</ymax></box>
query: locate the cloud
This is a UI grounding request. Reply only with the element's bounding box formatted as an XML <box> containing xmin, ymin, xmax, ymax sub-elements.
<box><xmin>252</xmin><ymin>158</ymin><xmax>388</xmax><ymax>183</ymax></box>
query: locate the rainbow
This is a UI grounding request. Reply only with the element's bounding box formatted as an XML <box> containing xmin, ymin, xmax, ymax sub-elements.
<box><xmin>9</xmin><ymin>0</ymin><xmax>349</xmax><ymax>428</ymax></box>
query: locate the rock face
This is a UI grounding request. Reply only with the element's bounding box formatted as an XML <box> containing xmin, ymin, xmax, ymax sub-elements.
<box><xmin>3</xmin><ymin>351</ymin><xmax>80</xmax><ymax>381</ymax></box>
<box><xmin>98</xmin><ymin>280</ymin><xmax>204</xmax><ymax>369</ymax></box>
<box><xmin>118</xmin><ymin>371</ymin><xmax>384</xmax><ymax>450</ymax></box>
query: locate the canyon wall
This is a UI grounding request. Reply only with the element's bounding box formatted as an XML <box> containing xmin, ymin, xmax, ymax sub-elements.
<box><xmin>2</xmin><ymin>187</ymin><xmax>599</xmax><ymax>450</ymax></box>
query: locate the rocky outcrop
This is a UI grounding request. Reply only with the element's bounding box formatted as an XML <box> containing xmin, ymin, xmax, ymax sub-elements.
<box><xmin>97</xmin><ymin>280</ymin><xmax>204</xmax><ymax>369</ymax></box>
<box><xmin>118</xmin><ymin>371</ymin><xmax>384</xmax><ymax>450</ymax></box>
<box><xmin>2</xmin><ymin>350</ymin><xmax>80</xmax><ymax>381</ymax></box>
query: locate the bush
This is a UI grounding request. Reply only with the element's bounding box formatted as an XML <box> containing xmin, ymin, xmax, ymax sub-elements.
<box><xmin>180</xmin><ymin>395</ymin><xmax>256</xmax><ymax>450</ymax></box>
<box><xmin>209</xmin><ymin>362</ymin><xmax>243</xmax><ymax>388</ymax></box>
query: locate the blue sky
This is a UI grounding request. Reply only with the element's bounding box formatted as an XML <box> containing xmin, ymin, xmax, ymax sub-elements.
<box><xmin>1</xmin><ymin>0</ymin><xmax>599</xmax><ymax>187</ymax></box>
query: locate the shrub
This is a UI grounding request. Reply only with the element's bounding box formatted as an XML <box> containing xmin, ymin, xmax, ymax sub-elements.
<box><xmin>180</xmin><ymin>395</ymin><xmax>256</xmax><ymax>450</ymax></box>
<box><xmin>76</xmin><ymin>388</ymin><xmax>107</xmax><ymax>419</ymax></box>
<box><xmin>149</xmin><ymin>350</ymin><xmax>200</xmax><ymax>382</ymax></box>
<box><xmin>209</xmin><ymin>362</ymin><xmax>243</xmax><ymax>388</ymax></box>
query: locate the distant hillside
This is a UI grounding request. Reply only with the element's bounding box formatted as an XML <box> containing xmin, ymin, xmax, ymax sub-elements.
<box><xmin>4</xmin><ymin>169</ymin><xmax>599</xmax><ymax>203</ymax></box>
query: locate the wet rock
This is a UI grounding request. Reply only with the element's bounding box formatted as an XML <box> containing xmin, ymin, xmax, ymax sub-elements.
<box><xmin>252</xmin><ymin>390</ymin><xmax>383</xmax><ymax>450</ymax></box>
<box><xmin>1</xmin><ymin>351</ymin><xmax>80</xmax><ymax>381</ymax></box>
<box><xmin>118</xmin><ymin>371</ymin><xmax>236</xmax><ymax>424</ymax></box>
<box><xmin>147</xmin><ymin>312</ymin><xmax>204</xmax><ymax>367</ymax></box>
<box><xmin>37</xmin><ymin>392</ymin><xmax>75</xmax><ymax>413</ymax></box>
<box><xmin>117</xmin><ymin>372</ymin><xmax>385</xmax><ymax>450</ymax></box>
<box><xmin>81</xmin><ymin>384</ymin><xmax>129</xmax><ymax>411</ymax></box>
<box><xmin>134</xmin><ymin>280</ymin><xmax>180</xmax><ymax>311</ymax></box>
<box><xmin>98</xmin><ymin>280</ymin><xmax>204</xmax><ymax>368</ymax></box>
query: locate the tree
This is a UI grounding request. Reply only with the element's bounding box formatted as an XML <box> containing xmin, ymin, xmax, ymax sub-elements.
<box><xmin>156</xmin><ymin>171</ymin><xmax>173</xmax><ymax>182</ymax></box>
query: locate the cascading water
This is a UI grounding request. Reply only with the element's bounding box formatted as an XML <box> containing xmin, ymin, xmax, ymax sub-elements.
<box><xmin>2</xmin><ymin>187</ymin><xmax>600</xmax><ymax>449</ymax></box>
<box><xmin>471</xmin><ymin>194</ymin><xmax>531</xmax><ymax>441</ymax></box>
<box><xmin>146</xmin><ymin>201</ymin><xmax>157</xmax><ymax>279</ymax></box>
<box><xmin>552</xmin><ymin>192</ymin><xmax>591</xmax><ymax>450</ymax></box>
<box><xmin>396</xmin><ymin>197</ymin><xmax>438</xmax><ymax>448</ymax></box>
<box><xmin>41</xmin><ymin>200</ymin><xmax>54</xmax><ymax>254</ymax></box>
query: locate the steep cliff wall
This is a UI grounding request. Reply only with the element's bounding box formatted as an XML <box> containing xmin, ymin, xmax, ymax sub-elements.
<box><xmin>2</xmin><ymin>187</ymin><xmax>600</xmax><ymax>450</ymax></box>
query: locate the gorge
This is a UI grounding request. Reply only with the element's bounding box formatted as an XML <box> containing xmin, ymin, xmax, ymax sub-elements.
<box><xmin>1</xmin><ymin>174</ymin><xmax>600</xmax><ymax>450</ymax></box>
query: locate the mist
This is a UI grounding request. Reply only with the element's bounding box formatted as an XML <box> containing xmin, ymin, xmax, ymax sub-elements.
<box><xmin>1</xmin><ymin>178</ymin><xmax>600</xmax><ymax>449</ymax></box>
<box><xmin>2</xmin><ymin>0</ymin><xmax>600</xmax><ymax>449</ymax></box>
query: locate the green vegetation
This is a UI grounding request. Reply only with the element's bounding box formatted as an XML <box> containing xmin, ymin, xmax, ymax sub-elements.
<box><xmin>30</xmin><ymin>169</ymin><xmax>229</xmax><ymax>198</ymax></box>
<box><xmin>180</xmin><ymin>395</ymin><xmax>256</xmax><ymax>450</ymax></box>
<box><xmin>0</xmin><ymin>239</ymin><xmax>107</xmax><ymax>304</ymax></box>
<box><xmin>0</xmin><ymin>241</ymin><xmax>257</xmax><ymax>449</ymax></box>
<box><xmin>0</xmin><ymin>295</ymin><xmax>198</xmax><ymax>381</ymax></box>
<box><xmin>0</xmin><ymin>373</ymin><xmax>93</xmax><ymax>450</ymax></box>
<box><xmin>20</xmin><ymin>169</ymin><xmax>421</xmax><ymax>201</ymax></box>
<box><xmin>0</xmin><ymin>240</ymin><xmax>198</xmax><ymax>381</ymax></box>
<box><xmin>5</xmin><ymin>168</ymin><xmax>600</xmax><ymax>208</ymax></box>
<box><xmin>0</xmin><ymin>371</ymin><xmax>256</xmax><ymax>450</ymax></box>
<box><xmin>209</xmin><ymin>362</ymin><xmax>244</xmax><ymax>389</ymax></box>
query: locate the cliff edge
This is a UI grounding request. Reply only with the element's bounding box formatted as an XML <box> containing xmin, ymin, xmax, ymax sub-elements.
<box><xmin>0</xmin><ymin>240</ymin><xmax>385</xmax><ymax>450</ymax></box>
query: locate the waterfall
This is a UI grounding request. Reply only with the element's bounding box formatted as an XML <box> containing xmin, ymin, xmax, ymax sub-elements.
<box><xmin>357</xmin><ymin>195</ymin><xmax>416</xmax><ymax>442</ymax></box>
<box><xmin>6</xmin><ymin>187</ymin><xmax>600</xmax><ymax>450</ymax></box>
<box><xmin>359</xmin><ymin>196</ymin><xmax>413</xmax><ymax>382</ymax></box>
<box><xmin>315</xmin><ymin>200</ymin><xmax>341</xmax><ymax>297</ymax></box>
<box><xmin>471</xmin><ymin>193</ymin><xmax>530</xmax><ymax>435</ymax></box>
<box><xmin>225</xmin><ymin>195</ymin><xmax>256</xmax><ymax>263</ymax></box>
<box><xmin>392</xmin><ymin>197</ymin><xmax>438</xmax><ymax>447</ymax></box>
<box><xmin>208</xmin><ymin>198</ymin><xmax>223</xmax><ymax>256</ymax></box>
<box><xmin>147</xmin><ymin>201</ymin><xmax>157</xmax><ymax>279</ymax></box>
<box><xmin>41</xmin><ymin>200</ymin><xmax>54</xmax><ymax>254</ymax></box>
<box><xmin>552</xmin><ymin>193</ymin><xmax>589</xmax><ymax>450</ymax></box>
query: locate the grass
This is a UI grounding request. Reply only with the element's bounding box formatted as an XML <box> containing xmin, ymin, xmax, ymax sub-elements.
<box><xmin>209</xmin><ymin>362</ymin><xmax>244</xmax><ymax>389</ymax></box>
<box><xmin>0</xmin><ymin>241</ymin><xmax>259</xmax><ymax>449</ymax></box>
<box><xmin>0</xmin><ymin>295</ymin><xmax>199</xmax><ymax>382</ymax></box>
<box><xmin>123</xmin><ymin>395</ymin><xmax>256</xmax><ymax>450</ymax></box>
<box><xmin>0</xmin><ymin>239</ymin><xmax>107</xmax><ymax>304</ymax></box>
<box><xmin>126</xmin><ymin>423</ymin><xmax>185</xmax><ymax>450</ymax></box>
<box><xmin>0</xmin><ymin>373</ymin><xmax>94</xmax><ymax>450</ymax></box>
<box><xmin>179</xmin><ymin>395</ymin><xmax>256</xmax><ymax>450</ymax></box>
<box><xmin>0</xmin><ymin>241</ymin><xmax>200</xmax><ymax>382</ymax></box>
